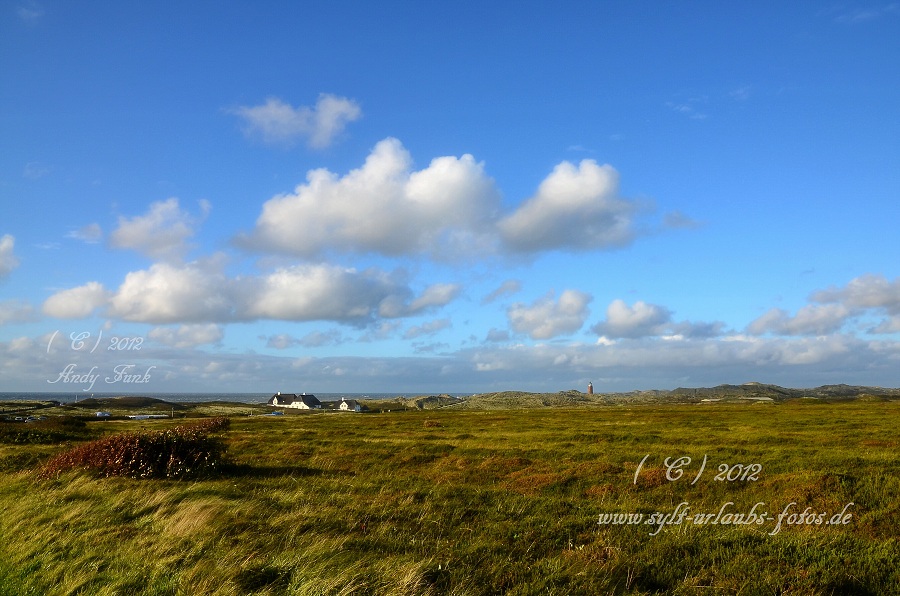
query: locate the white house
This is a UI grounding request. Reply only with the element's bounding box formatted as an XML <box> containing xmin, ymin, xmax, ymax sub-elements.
<box><xmin>267</xmin><ymin>392</ymin><xmax>322</xmax><ymax>409</ymax></box>
<box><xmin>339</xmin><ymin>398</ymin><xmax>362</xmax><ymax>412</ymax></box>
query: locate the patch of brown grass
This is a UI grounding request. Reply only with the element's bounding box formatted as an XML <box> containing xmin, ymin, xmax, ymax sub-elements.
<box><xmin>501</xmin><ymin>468</ymin><xmax>566</xmax><ymax>495</ymax></box>
<box><xmin>632</xmin><ymin>466</ymin><xmax>668</xmax><ymax>488</ymax></box>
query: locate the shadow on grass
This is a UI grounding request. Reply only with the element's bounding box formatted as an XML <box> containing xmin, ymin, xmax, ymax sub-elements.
<box><xmin>234</xmin><ymin>565</ymin><xmax>291</xmax><ymax>593</ymax></box>
<box><xmin>223</xmin><ymin>463</ymin><xmax>328</xmax><ymax>479</ymax></box>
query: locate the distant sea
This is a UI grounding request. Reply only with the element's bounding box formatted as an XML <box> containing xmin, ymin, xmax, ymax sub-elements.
<box><xmin>0</xmin><ymin>392</ymin><xmax>443</xmax><ymax>404</ymax></box>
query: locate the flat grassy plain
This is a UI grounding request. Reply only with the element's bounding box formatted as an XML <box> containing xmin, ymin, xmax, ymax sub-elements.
<box><xmin>0</xmin><ymin>400</ymin><xmax>898</xmax><ymax>595</ymax></box>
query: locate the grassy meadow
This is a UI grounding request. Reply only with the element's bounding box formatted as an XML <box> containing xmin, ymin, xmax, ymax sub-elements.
<box><xmin>0</xmin><ymin>399</ymin><xmax>898</xmax><ymax>595</ymax></box>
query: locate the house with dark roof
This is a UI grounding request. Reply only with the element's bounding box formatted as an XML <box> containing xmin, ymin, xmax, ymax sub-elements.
<box><xmin>320</xmin><ymin>397</ymin><xmax>366</xmax><ymax>412</ymax></box>
<box><xmin>339</xmin><ymin>398</ymin><xmax>363</xmax><ymax>412</ymax></box>
<box><xmin>268</xmin><ymin>392</ymin><xmax>295</xmax><ymax>406</ymax></box>
<box><xmin>267</xmin><ymin>392</ymin><xmax>322</xmax><ymax>409</ymax></box>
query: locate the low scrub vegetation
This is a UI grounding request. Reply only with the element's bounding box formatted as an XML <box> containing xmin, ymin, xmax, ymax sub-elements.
<box><xmin>0</xmin><ymin>416</ymin><xmax>88</xmax><ymax>445</ymax></box>
<box><xmin>38</xmin><ymin>417</ymin><xmax>230</xmax><ymax>479</ymax></box>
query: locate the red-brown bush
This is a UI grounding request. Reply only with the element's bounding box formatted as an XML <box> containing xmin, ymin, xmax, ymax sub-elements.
<box><xmin>39</xmin><ymin>417</ymin><xmax>230</xmax><ymax>479</ymax></box>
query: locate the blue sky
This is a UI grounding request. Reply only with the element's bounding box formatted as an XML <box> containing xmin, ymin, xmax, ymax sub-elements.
<box><xmin>2</xmin><ymin>1</ymin><xmax>899</xmax><ymax>394</ymax></box>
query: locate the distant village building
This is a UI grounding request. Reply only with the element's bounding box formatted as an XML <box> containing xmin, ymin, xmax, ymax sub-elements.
<box><xmin>266</xmin><ymin>391</ymin><xmax>368</xmax><ymax>412</ymax></box>
<box><xmin>321</xmin><ymin>397</ymin><xmax>366</xmax><ymax>412</ymax></box>
<box><xmin>268</xmin><ymin>392</ymin><xmax>366</xmax><ymax>412</ymax></box>
<box><xmin>339</xmin><ymin>397</ymin><xmax>363</xmax><ymax>412</ymax></box>
<box><xmin>267</xmin><ymin>392</ymin><xmax>322</xmax><ymax>409</ymax></box>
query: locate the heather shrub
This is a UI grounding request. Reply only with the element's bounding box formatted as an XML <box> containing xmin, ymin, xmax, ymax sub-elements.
<box><xmin>187</xmin><ymin>416</ymin><xmax>230</xmax><ymax>433</ymax></box>
<box><xmin>39</xmin><ymin>417</ymin><xmax>230</xmax><ymax>479</ymax></box>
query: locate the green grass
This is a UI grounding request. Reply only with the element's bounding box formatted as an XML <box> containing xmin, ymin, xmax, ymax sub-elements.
<box><xmin>0</xmin><ymin>401</ymin><xmax>898</xmax><ymax>594</ymax></box>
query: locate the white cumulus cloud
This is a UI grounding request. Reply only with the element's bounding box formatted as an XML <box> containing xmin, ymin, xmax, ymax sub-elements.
<box><xmin>42</xmin><ymin>281</ymin><xmax>111</xmax><ymax>319</ymax></box>
<box><xmin>747</xmin><ymin>275</ymin><xmax>900</xmax><ymax>336</ymax></box>
<box><xmin>231</xmin><ymin>94</ymin><xmax>362</xmax><ymax>148</ymax></box>
<box><xmin>110</xmin><ymin>198</ymin><xmax>209</xmax><ymax>260</ymax></box>
<box><xmin>238</xmin><ymin>137</ymin><xmax>500</xmax><ymax>259</ymax></box>
<box><xmin>498</xmin><ymin>160</ymin><xmax>639</xmax><ymax>252</ymax></box>
<box><xmin>591</xmin><ymin>299</ymin><xmax>725</xmax><ymax>339</ymax></box>
<box><xmin>591</xmin><ymin>299</ymin><xmax>672</xmax><ymax>339</ymax></box>
<box><xmin>247</xmin><ymin>264</ymin><xmax>412</xmax><ymax>324</ymax></box>
<box><xmin>49</xmin><ymin>258</ymin><xmax>461</xmax><ymax>327</ymax></box>
<box><xmin>239</xmin><ymin>141</ymin><xmax>671</xmax><ymax>260</ymax></box>
<box><xmin>108</xmin><ymin>262</ymin><xmax>235</xmax><ymax>323</ymax></box>
<box><xmin>811</xmin><ymin>274</ymin><xmax>900</xmax><ymax>314</ymax></box>
<box><xmin>747</xmin><ymin>304</ymin><xmax>851</xmax><ymax>336</ymax></box>
<box><xmin>507</xmin><ymin>290</ymin><xmax>592</xmax><ymax>339</ymax></box>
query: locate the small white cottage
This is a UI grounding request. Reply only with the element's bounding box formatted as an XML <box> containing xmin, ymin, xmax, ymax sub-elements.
<box><xmin>339</xmin><ymin>398</ymin><xmax>362</xmax><ymax>412</ymax></box>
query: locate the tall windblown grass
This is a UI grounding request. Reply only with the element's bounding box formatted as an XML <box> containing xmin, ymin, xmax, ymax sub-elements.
<box><xmin>0</xmin><ymin>402</ymin><xmax>897</xmax><ymax>594</ymax></box>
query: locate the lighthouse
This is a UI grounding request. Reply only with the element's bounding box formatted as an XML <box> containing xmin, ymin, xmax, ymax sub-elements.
<box><xmin>587</xmin><ymin>381</ymin><xmax>593</xmax><ymax>395</ymax></box>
